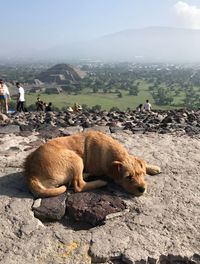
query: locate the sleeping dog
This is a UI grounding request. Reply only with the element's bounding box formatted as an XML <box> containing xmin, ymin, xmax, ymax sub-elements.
<box><xmin>24</xmin><ymin>131</ymin><xmax>160</xmax><ymax>197</ymax></box>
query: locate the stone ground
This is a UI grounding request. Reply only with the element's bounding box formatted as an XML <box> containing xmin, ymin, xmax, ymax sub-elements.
<box><xmin>0</xmin><ymin>130</ymin><xmax>200</xmax><ymax>264</ymax></box>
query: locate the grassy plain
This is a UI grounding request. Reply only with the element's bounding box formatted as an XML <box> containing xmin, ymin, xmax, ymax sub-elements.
<box><xmin>25</xmin><ymin>80</ymin><xmax>184</xmax><ymax>111</ymax></box>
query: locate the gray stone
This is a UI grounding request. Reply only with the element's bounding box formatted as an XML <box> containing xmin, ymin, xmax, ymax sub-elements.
<box><xmin>68</xmin><ymin>118</ymin><xmax>75</xmax><ymax>125</ymax></box>
<box><xmin>192</xmin><ymin>254</ymin><xmax>200</xmax><ymax>263</ymax></box>
<box><xmin>109</xmin><ymin>126</ymin><xmax>124</xmax><ymax>133</ymax></box>
<box><xmin>131</xmin><ymin>127</ymin><xmax>146</xmax><ymax>134</ymax></box>
<box><xmin>33</xmin><ymin>193</ymin><xmax>67</xmax><ymax>221</ymax></box>
<box><xmin>38</xmin><ymin>127</ymin><xmax>61</xmax><ymax>139</ymax></box>
<box><xmin>60</xmin><ymin>125</ymin><xmax>83</xmax><ymax>135</ymax></box>
<box><xmin>0</xmin><ymin>125</ymin><xmax>20</xmax><ymax>134</ymax></box>
<box><xmin>20</xmin><ymin>124</ymin><xmax>35</xmax><ymax>132</ymax></box>
<box><xmin>159</xmin><ymin>254</ymin><xmax>197</xmax><ymax>264</ymax></box>
<box><xmin>19</xmin><ymin>130</ymin><xmax>34</xmax><ymax>137</ymax></box>
<box><xmin>89</xmin><ymin>223</ymin><xmax>130</xmax><ymax>262</ymax></box>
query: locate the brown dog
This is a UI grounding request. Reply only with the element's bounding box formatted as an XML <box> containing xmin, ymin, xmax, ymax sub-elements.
<box><xmin>24</xmin><ymin>131</ymin><xmax>160</xmax><ymax>197</ymax></box>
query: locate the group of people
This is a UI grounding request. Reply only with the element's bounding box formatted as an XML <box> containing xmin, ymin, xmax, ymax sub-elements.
<box><xmin>136</xmin><ymin>100</ymin><xmax>152</xmax><ymax>112</ymax></box>
<box><xmin>0</xmin><ymin>80</ymin><xmax>25</xmax><ymax>113</ymax></box>
<box><xmin>0</xmin><ymin>79</ymin><xmax>152</xmax><ymax>115</ymax></box>
<box><xmin>0</xmin><ymin>79</ymin><xmax>57</xmax><ymax>114</ymax></box>
<box><xmin>36</xmin><ymin>96</ymin><xmax>52</xmax><ymax>112</ymax></box>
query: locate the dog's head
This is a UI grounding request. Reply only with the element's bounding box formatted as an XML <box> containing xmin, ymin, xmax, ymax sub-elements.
<box><xmin>112</xmin><ymin>156</ymin><xmax>147</xmax><ymax>196</ymax></box>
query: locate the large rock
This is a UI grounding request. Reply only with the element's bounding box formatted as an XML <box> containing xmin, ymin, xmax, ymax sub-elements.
<box><xmin>33</xmin><ymin>193</ymin><xmax>67</xmax><ymax>221</ymax></box>
<box><xmin>66</xmin><ymin>191</ymin><xmax>127</xmax><ymax>226</ymax></box>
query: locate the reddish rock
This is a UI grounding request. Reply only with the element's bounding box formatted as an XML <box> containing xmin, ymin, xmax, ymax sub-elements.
<box><xmin>66</xmin><ymin>191</ymin><xmax>127</xmax><ymax>226</ymax></box>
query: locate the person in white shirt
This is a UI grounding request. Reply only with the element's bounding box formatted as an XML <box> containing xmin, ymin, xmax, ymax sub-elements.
<box><xmin>0</xmin><ymin>79</ymin><xmax>10</xmax><ymax>113</ymax></box>
<box><xmin>16</xmin><ymin>82</ymin><xmax>25</xmax><ymax>112</ymax></box>
<box><xmin>143</xmin><ymin>99</ymin><xmax>151</xmax><ymax>111</ymax></box>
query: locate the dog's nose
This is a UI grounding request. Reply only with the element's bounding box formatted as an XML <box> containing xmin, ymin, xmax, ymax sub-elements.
<box><xmin>138</xmin><ymin>186</ymin><xmax>146</xmax><ymax>193</ymax></box>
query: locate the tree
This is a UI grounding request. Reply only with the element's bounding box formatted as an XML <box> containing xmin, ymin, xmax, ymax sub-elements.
<box><xmin>110</xmin><ymin>106</ymin><xmax>120</xmax><ymax>112</ymax></box>
<box><xmin>129</xmin><ymin>85</ymin><xmax>139</xmax><ymax>96</ymax></box>
<box><xmin>81</xmin><ymin>104</ymin><xmax>90</xmax><ymax>110</ymax></box>
<box><xmin>92</xmin><ymin>104</ymin><xmax>102</xmax><ymax>111</ymax></box>
<box><xmin>92</xmin><ymin>86</ymin><xmax>98</xmax><ymax>93</ymax></box>
<box><xmin>117</xmin><ymin>92</ymin><xmax>123</xmax><ymax>98</ymax></box>
<box><xmin>152</xmin><ymin>87</ymin><xmax>173</xmax><ymax>105</ymax></box>
<box><xmin>103</xmin><ymin>87</ymin><xmax>108</xmax><ymax>93</ymax></box>
<box><xmin>184</xmin><ymin>88</ymin><xmax>199</xmax><ymax>108</ymax></box>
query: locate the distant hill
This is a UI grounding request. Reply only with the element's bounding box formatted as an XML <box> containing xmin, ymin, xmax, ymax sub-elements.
<box><xmin>52</xmin><ymin>27</ymin><xmax>200</xmax><ymax>63</ymax></box>
<box><xmin>36</xmin><ymin>64</ymin><xmax>86</xmax><ymax>84</ymax></box>
<box><xmin>4</xmin><ymin>27</ymin><xmax>200</xmax><ymax>63</ymax></box>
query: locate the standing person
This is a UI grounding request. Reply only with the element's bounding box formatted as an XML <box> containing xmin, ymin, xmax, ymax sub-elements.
<box><xmin>16</xmin><ymin>82</ymin><xmax>25</xmax><ymax>112</ymax></box>
<box><xmin>0</xmin><ymin>79</ymin><xmax>10</xmax><ymax>113</ymax></box>
<box><xmin>143</xmin><ymin>99</ymin><xmax>151</xmax><ymax>111</ymax></box>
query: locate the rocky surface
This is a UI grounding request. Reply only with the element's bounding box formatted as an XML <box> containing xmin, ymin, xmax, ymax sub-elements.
<box><xmin>1</xmin><ymin>108</ymin><xmax>200</xmax><ymax>137</ymax></box>
<box><xmin>32</xmin><ymin>191</ymin><xmax>127</xmax><ymax>226</ymax></box>
<box><xmin>0</xmin><ymin>110</ymin><xmax>200</xmax><ymax>263</ymax></box>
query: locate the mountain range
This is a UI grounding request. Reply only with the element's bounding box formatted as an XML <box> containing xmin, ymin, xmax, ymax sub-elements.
<box><xmin>49</xmin><ymin>27</ymin><xmax>200</xmax><ymax>63</ymax></box>
<box><xmin>3</xmin><ymin>27</ymin><xmax>200</xmax><ymax>63</ymax></box>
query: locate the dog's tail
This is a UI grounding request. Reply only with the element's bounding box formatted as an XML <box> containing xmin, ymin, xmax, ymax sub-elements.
<box><xmin>27</xmin><ymin>177</ymin><xmax>67</xmax><ymax>198</ymax></box>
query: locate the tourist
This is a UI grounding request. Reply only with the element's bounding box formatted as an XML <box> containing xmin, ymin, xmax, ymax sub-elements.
<box><xmin>143</xmin><ymin>99</ymin><xmax>151</xmax><ymax>111</ymax></box>
<box><xmin>36</xmin><ymin>96</ymin><xmax>45</xmax><ymax>111</ymax></box>
<box><xmin>45</xmin><ymin>102</ymin><xmax>52</xmax><ymax>112</ymax></box>
<box><xmin>0</xmin><ymin>79</ymin><xmax>10</xmax><ymax>113</ymax></box>
<box><xmin>73</xmin><ymin>102</ymin><xmax>82</xmax><ymax>113</ymax></box>
<box><xmin>16</xmin><ymin>82</ymin><xmax>26</xmax><ymax>112</ymax></box>
<box><xmin>136</xmin><ymin>104</ymin><xmax>143</xmax><ymax>112</ymax></box>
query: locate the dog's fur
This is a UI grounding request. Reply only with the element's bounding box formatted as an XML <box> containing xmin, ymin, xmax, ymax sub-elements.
<box><xmin>24</xmin><ymin>131</ymin><xmax>160</xmax><ymax>197</ymax></box>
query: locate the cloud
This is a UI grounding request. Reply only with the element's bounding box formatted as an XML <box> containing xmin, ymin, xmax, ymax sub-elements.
<box><xmin>174</xmin><ymin>1</ymin><xmax>200</xmax><ymax>29</ymax></box>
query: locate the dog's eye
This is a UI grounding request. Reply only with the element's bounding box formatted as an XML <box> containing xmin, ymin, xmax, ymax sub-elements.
<box><xmin>127</xmin><ymin>175</ymin><xmax>132</xmax><ymax>182</ymax></box>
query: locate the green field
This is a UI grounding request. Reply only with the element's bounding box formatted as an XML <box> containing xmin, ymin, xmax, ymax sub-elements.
<box><xmin>25</xmin><ymin>80</ymin><xmax>183</xmax><ymax>111</ymax></box>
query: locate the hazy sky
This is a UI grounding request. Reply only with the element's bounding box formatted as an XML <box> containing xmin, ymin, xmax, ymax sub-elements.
<box><xmin>1</xmin><ymin>0</ymin><xmax>200</xmax><ymax>55</ymax></box>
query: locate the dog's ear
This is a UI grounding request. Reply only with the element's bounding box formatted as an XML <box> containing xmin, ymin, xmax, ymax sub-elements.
<box><xmin>112</xmin><ymin>161</ymin><xmax>122</xmax><ymax>173</ymax></box>
<box><xmin>134</xmin><ymin>157</ymin><xmax>146</xmax><ymax>170</ymax></box>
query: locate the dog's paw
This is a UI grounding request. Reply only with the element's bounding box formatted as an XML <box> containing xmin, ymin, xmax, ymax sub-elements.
<box><xmin>146</xmin><ymin>164</ymin><xmax>161</xmax><ymax>175</ymax></box>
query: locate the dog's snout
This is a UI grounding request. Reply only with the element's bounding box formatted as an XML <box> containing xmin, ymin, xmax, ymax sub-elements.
<box><xmin>138</xmin><ymin>186</ymin><xmax>146</xmax><ymax>193</ymax></box>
